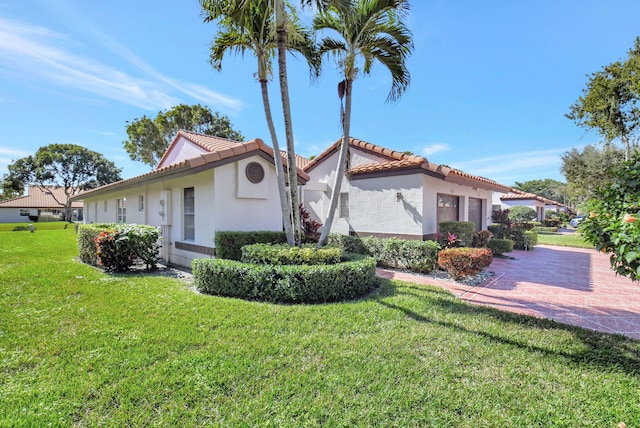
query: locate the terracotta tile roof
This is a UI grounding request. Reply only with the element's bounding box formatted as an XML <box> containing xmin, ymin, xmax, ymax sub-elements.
<box><xmin>0</xmin><ymin>186</ymin><xmax>83</xmax><ymax>208</ymax></box>
<box><xmin>304</xmin><ymin>137</ymin><xmax>511</xmax><ymax>193</ymax></box>
<box><xmin>501</xmin><ymin>190</ymin><xmax>566</xmax><ymax>207</ymax></box>
<box><xmin>72</xmin><ymin>131</ymin><xmax>309</xmax><ymax>200</ymax></box>
<box><xmin>278</xmin><ymin>151</ymin><xmax>310</xmax><ymax>170</ymax></box>
<box><xmin>500</xmin><ymin>188</ymin><xmax>546</xmax><ymax>202</ymax></box>
<box><xmin>156</xmin><ymin>130</ymin><xmax>243</xmax><ymax>167</ymax></box>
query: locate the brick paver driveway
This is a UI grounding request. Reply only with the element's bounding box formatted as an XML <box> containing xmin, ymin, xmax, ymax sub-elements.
<box><xmin>377</xmin><ymin>244</ymin><xmax>640</xmax><ymax>340</ymax></box>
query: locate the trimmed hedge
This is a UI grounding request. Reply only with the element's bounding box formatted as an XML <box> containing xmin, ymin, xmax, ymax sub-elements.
<box><xmin>77</xmin><ymin>223</ymin><xmax>160</xmax><ymax>271</ymax></box>
<box><xmin>533</xmin><ymin>226</ymin><xmax>559</xmax><ymax>234</ymax></box>
<box><xmin>215</xmin><ymin>231</ymin><xmax>288</xmax><ymax>260</ymax></box>
<box><xmin>241</xmin><ymin>244</ymin><xmax>341</xmax><ymax>265</ymax></box>
<box><xmin>438</xmin><ymin>221</ymin><xmax>475</xmax><ymax>247</ymax></box>
<box><xmin>77</xmin><ymin>223</ymin><xmax>118</xmax><ymax>265</ymax></box>
<box><xmin>511</xmin><ymin>229</ymin><xmax>538</xmax><ymax>250</ymax></box>
<box><xmin>328</xmin><ymin>234</ymin><xmax>440</xmax><ymax>274</ymax></box>
<box><xmin>437</xmin><ymin>247</ymin><xmax>493</xmax><ymax>280</ymax></box>
<box><xmin>192</xmin><ymin>255</ymin><xmax>377</xmax><ymax>303</ymax></box>
<box><xmin>487</xmin><ymin>239</ymin><xmax>514</xmax><ymax>255</ymax></box>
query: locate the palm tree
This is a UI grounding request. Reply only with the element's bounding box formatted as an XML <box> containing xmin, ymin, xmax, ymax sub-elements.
<box><xmin>314</xmin><ymin>0</ymin><xmax>413</xmax><ymax>247</ymax></box>
<box><xmin>201</xmin><ymin>0</ymin><xmax>347</xmax><ymax>245</ymax></box>
<box><xmin>205</xmin><ymin>1</ymin><xmax>318</xmax><ymax>246</ymax></box>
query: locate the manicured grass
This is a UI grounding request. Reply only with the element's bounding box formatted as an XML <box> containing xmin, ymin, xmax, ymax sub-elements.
<box><xmin>1</xmin><ymin>229</ymin><xmax>638</xmax><ymax>426</ymax></box>
<box><xmin>0</xmin><ymin>221</ymin><xmax>75</xmax><ymax>232</ymax></box>
<box><xmin>536</xmin><ymin>230</ymin><xmax>595</xmax><ymax>249</ymax></box>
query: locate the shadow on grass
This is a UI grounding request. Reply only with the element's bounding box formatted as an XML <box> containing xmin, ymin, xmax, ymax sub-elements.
<box><xmin>373</xmin><ymin>278</ymin><xmax>640</xmax><ymax>376</ymax></box>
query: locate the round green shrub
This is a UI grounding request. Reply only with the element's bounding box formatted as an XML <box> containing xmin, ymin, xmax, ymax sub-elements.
<box><xmin>241</xmin><ymin>243</ymin><xmax>341</xmax><ymax>265</ymax></box>
<box><xmin>192</xmin><ymin>255</ymin><xmax>377</xmax><ymax>303</ymax></box>
<box><xmin>508</xmin><ymin>205</ymin><xmax>537</xmax><ymax>223</ymax></box>
<box><xmin>487</xmin><ymin>238</ymin><xmax>514</xmax><ymax>255</ymax></box>
<box><xmin>438</xmin><ymin>221</ymin><xmax>475</xmax><ymax>247</ymax></box>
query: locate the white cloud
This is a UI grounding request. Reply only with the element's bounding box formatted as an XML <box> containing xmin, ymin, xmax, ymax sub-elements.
<box><xmin>0</xmin><ymin>17</ymin><xmax>243</xmax><ymax>111</ymax></box>
<box><xmin>0</xmin><ymin>147</ymin><xmax>31</xmax><ymax>157</ymax></box>
<box><xmin>421</xmin><ymin>143</ymin><xmax>450</xmax><ymax>156</ymax></box>
<box><xmin>449</xmin><ymin>148</ymin><xmax>571</xmax><ymax>184</ymax></box>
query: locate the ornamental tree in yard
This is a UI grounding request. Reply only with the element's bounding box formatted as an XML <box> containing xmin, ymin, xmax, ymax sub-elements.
<box><xmin>580</xmin><ymin>152</ymin><xmax>640</xmax><ymax>280</ymax></box>
<box><xmin>4</xmin><ymin>144</ymin><xmax>122</xmax><ymax>221</ymax></box>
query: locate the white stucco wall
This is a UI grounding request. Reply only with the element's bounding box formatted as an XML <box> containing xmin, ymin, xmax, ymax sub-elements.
<box><xmin>78</xmin><ymin>154</ymin><xmax>283</xmax><ymax>268</ymax></box>
<box><xmin>421</xmin><ymin>177</ymin><xmax>494</xmax><ymax>235</ymax></box>
<box><xmin>157</xmin><ymin>137</ymin><xmax>209</xmax><ymax>168</ymax></box>
<box><xmin>304</xmin><ymin>149</ymin><xmax>495</xmax><ymax>238</ymax></box>
<box><xmin>0</xmin><ymin>208</ymin><xmax>32</xmax><ymax>223</ymax></box>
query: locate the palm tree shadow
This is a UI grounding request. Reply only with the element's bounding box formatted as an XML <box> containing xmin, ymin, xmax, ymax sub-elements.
<box><xmin>372</xmin><ymin>279</ymin><xmax>640</xmax><ymax>376</ymax></box>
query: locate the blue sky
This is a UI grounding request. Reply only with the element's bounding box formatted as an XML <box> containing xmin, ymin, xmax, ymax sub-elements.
<box><xmin>1</xmin><ymin>0</ymin><xmax>639</xmax><ymax>187</ymax></box>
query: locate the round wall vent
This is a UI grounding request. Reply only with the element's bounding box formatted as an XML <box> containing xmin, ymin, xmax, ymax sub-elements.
<box><xmin>245</xmin><ymin>162</ymin><xmax>265</xmax><ymax>184</ymax></box>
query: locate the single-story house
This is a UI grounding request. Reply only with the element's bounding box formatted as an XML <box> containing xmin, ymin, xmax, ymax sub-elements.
<box><xmin>0</xmin><ymin>186</ymin><xmax>83</xmax><ymax>222</ymax></box>
<box><xmin>494</xmin><ymin>189</ymin><xmax>567</xmax><ymax>221</ymax></box>
<box><xmin>302</xmin><ymin>137</ymin><xmax>511</xmax><ymax>240</ymax></box>
<box><xmin>71</xmin><ymin>130</ymin><xmax>308</xmax><ymax>267</ymax></box>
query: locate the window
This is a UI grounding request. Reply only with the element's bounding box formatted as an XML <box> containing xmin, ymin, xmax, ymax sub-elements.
<box><xmin>437</xmin><ymin>194</ymin><xmax>458</xmax><ymax>223</ymax></box>
<box><xmin>339</xmin><ymin>192</ymin><xmax>349</xmax><ymax>218</ymax></box>
<box><xmin>184</xmin><ymin>187</ymin><xmax>195</xmax><ymax>241</ymax></box>
<box><xmin>117</xmin><ymin>198</ymin><xmax>126</xmax><ymax>223</ymax></box>
<box><xmin>139</xmin><ymin>194</ymin><xmax>144</xmax><ymax>211</ymax></box>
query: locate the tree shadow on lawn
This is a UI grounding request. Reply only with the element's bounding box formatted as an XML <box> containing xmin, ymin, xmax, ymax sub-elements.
<box><xmin>373</xmin><ymin>279</ymin><xmax>640</xmax><ymax>377</ymax></box>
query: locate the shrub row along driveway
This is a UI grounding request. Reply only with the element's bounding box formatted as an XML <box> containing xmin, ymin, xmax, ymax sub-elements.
<box><xmin>378</xmin><ymin>244</ymin><xmax>640</xmax><ymax>340</ymax></box>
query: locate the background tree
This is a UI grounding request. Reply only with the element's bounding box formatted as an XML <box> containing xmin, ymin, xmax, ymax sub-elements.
<box><xmin>561</xmin><ymin>144</ymin><xmax>625</xmax><ymax>207</ymax></box>
<box><xmin>567</xmin><ymin>37</ymin><xmax>640</xmax><ymax>160</ymax></box>
<box><xmin>203</xmin><ymin>0</ymin><xmax>318</xmax><ymax>246</ymax></box>
<box><xmin>314</xmin><ymin>0</ymin><xmax>413</xmax><ymax>247</ymax></box>
<box><xmin>513</xmin><ymin>178</ymin><xmax>567</xmax><ymax>203</ymax></box>
<box><xmin>123</xmin><ymin>104</ymin><xmax>244</xmax><ymax>168</ymax></box>
<box><xmin>580</xmin><ymin>152</ymin><xmax>640</xmax><ymax>280</ymax></box>
<box><xmin>4</xmin><ymin>144</ymin><xmax>122</xmax><ymax>221</ymax></box>
<box><xmin>1</xmin><ymin>175</ymin><xmax>24</xmax><ymax>200</ymax></box>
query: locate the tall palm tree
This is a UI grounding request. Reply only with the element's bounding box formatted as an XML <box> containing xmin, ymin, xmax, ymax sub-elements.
<box><xmin>314</xmin><ymin>0</ymin><xmax>413</xmax><ymax>247</ymax></box>
<box><xmin>205</xmin><ymin>1</ymin><xmax>318</xmax><ymax>246</ymax></box>
<box><xmin>201</xmin><ymin>0</ymin><xmax>347</xmax><ymax>245</ymax></box>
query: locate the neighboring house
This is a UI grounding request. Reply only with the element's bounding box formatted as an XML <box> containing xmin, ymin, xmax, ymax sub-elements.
<box><xmin>302</xmin><ymin>137</ymin><xmax>511</xmax><ymax>240</ymax></box>
<box><xmin>0</xmin><ymin>186</ymin><xmax>83</xmax><ymax>223</ymax></box>
<box><xmin>71</xmin><ymin>130</ymin><xmax>308</xmax><ymax>267</ymax></box>
<box><xmin>493</xmin><ymin>189</ymin><xmax>547</xmax><ymax>221</ymax></box>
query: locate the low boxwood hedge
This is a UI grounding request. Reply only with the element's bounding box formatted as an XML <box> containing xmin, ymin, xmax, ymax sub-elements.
<box><xmin>487</xmin><ymin>238</ymin><xmax>514</xmax><ymax>255</ymax></box>
<box><xmin>241</xmin><ymin>244</ymin><xmax>341</xmax><ymax>265</ymax></box>
<box><xmin>328</xmin><ymin>234</ymin><xmax>440</xmax><ymax>274</ymax></box>
<box><xmin>215</xmin><ymin>231</ymin><xmax>288</xmax><ymax>260</ymax></box>
<box><xmin>192</xmin><ymin>255</ymin><xmax>377</xmax><ymax>303</ymax></box>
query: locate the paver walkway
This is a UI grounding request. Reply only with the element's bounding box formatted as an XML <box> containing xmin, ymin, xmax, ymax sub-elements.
<box><xmin>376</xmin><ymin>244</ymin><xmax>640</xmax><ymax>340</ymax></box>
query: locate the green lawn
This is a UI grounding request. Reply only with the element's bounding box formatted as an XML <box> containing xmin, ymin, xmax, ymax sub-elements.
<box><xmin>0</xmin><ymin>221</ymin><xmax>75</xmax><ymax>232</ymax></box>
<box><xmin>1</xmin><ymin>229</ymin><xmax>638</xmax><ymax>426</ymax></box>
<box><xmin>536</xmin><ymin>230</ymin><xmax>594</xmax><ymax>249</ymax></box>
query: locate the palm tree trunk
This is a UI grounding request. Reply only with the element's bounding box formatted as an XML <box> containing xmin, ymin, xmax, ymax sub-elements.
<box><xmin>275</xmin><ymin>0</ymin><xmax>302</xmax><ymax>245</ymax></box>
<box><xmin>318</xmin><ymin>78</ymin><xmax>353</xmax><ymax>247</ymax></box>
<box><xmin>260</xmin><ymin>78</ymin><xmax>295</xmax><ymax>245</ymax></box>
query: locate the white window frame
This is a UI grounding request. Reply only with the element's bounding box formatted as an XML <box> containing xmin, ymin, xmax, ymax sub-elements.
<box><xmin>339</xmin><ymin>192</ymin><xmax>349</xmax><ymax>218</ymax></box>
<box><xmin>117</xmin><ymin>198</ymin><xmax>127</xmax><ymax>223</ymax></box>
<box><xmin>183</xmin><ymin>187</ymin><xmax>195</xmax><ymax>241</ymax></box>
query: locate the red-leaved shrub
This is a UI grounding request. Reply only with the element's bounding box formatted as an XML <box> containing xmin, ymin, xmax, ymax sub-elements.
<box><xmin>437</xmin><ymin>247</ymin><xmax>493</xmax><ymax>279</ymax></box>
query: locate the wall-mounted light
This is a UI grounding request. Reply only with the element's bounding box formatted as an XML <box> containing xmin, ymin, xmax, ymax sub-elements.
<box><xmin>395</xmin><ymin>192</ymin><xmax>403</xmax><ymax>202</ymax></box>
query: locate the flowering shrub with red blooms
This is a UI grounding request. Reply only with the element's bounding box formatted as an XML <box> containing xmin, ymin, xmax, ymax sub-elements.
<box><xmin>92</xmin><ymin>225</ymin><xmax>160</xmax><ymax>272</ymax></box>
<box><xmin>437</xmin><ymin>247</ymin><xmax>493</xmax><ymax>280</ymax></box>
